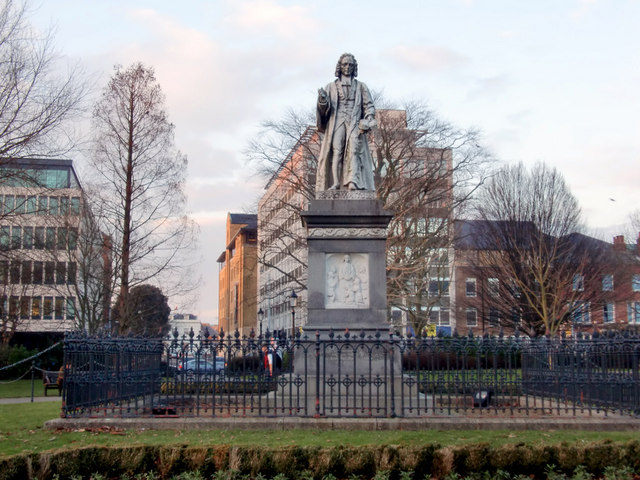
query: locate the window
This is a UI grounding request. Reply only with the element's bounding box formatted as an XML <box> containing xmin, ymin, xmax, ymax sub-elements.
<box><xmin>32</xmin><ymin>262</ymin><xmax>42</xmax><ymax>284</ymax></box>
<box><xmin>0</xmin><ymin>226</ymin><xmax>9</xmax><ymax>250</ymax></box>
<box><xmin>628</xmin><ymin>302</ymin><xmax>640</xmax><ymax>324</ymax></box>
<box><xmin>602</xmin><ymin>274</ymin><xmax>614</xmax><ymax>292</ymax></box>
<box><xmin>56</xmin><ymin>228</ymin><xmax>67</xmax><ymax>250</ymax></box>
<box><xmin>20</xmin><ymin>297</ymin><xmax>29</xmax><ymax>319</ymax></box>
<box><xmin>573</xmin><ymin>274</ymin><xmax>584</xmax><ymax>292</ymax></box>
<box><xmin>66</xmin><ymin>297</ymin><xmax>76</xmax><ymax>321</ymax></box>
<box><xmin>54</xmin><ymin>297</ymin><xmax>64</xmax><ymax>320</ymax></box>
<box><xmin>428</xmin><ymin>278</ymin><xmax>450</xmax><ymax>297</ymax></box>
<box><xmin>48</xmin><ymin>196</ymin><xmax>59</xmax><ymax>215</ymax></box>
<box><xmin>3</xmin><ymin>195</ymin><xmax>14</xmax><ymax>215</ymax></box>
<box><xmin>43</xmin><ymin>297</ymin><xmax>53</xmax><ymax>319</ymax></box>
<box><xmin>9</xmin><ymin>261</ymin><xmax>20</xmax><ymax>284</ymax></box>
<box><xmin>14</xmin><ymin>196</ymin><xmax>25</xmax><ymax>214</ymax></box>
<box><xmin>31</xmin><ymin>297</ymin><xmax>41</xmax><ymax>319</ymax></box>
<box><xmin>22</xmin><ymin>227</ymin><xmax>33</xmax><ymax>249</ymax></box>
<box><xmin>45</xmin><ymin>227</ymin><xmax>56</xmax><ymax>249</ymax></box>
<box><xmin>55</xmin><ymin>262</ymin><xmax>66</xmax><ymax>285</ymax></box>
<box><xmin>70</xmin><ymin>197</ymin><xmax>80</xmax><ymax>215</ymax></box>
<box><xmin>37</xmin><ymin>196</ymin><xmax>47</xmax><ymax>215</ymax></box>
<box><xmin>67</xmin><ymin>262</ymin><xmax>77</xmax><ymax>284</ymax></box>
<box><xmin>0</xmin><ymin>261</ymin><xmax>7</xmax><ymax>284</ymax></box>
<box><xmin>465</xmin><ymin>278</ymin><xmax>476</xmax><ymax>297</ymax></box>
<box><xmin>20</xmin><ymin>261</ymin><xmax>31</xmax><ymax>284</ymax></box>
<box><xmin>9</xmin><ymin>296</ymin><xmax>19</xmax><ymax>317</ymax></box>
<box><xmin>488</xmin><ymin>278</ymin><xmax>499</xmax><ymax>297</ymax></box>
<box><xmin>572</xmin><ymin>301</ymin><xmax>591</xmax><ymax>324</ymax></box>
<box><xmin>466</xmin><ymin>308</ymin><xmax>477</xmax><ymax>327</ymax></box>
<box><xmin>44</xmin><ymin>262</ymin><xmax>55</xmax><ymax>284</ymax></box>
<box><xmin>26</xmin><ymin>196</ymin><xmax>36</xmax><ymax>214</ymax></box>
<box><xmin>632</xmin><ymin>274</ymin><xmax>640</xmax><ymax>292</ymax></box>
<box><xmin>34</xmin><ymin>227</ymin><xmax>44</xmax><ymax>249</ymax></box>
<box><xmin>11</xmin><ymin>226</ymin><xmax>21</xmax><ymax>249</ymax></box>
<box><xmin>60</xmin><ymin>196</ymin><xmax>69</xmax><ymax>216</ymax></box>
<box><xmin>429</xmin><ymin>307</ymin><xmax>450</xmax><ymax>326</ymax></box>
<box><xmin>489</xmin><ymin>308</ymin><xmax>500</xmax><ymax>327</ymax></box>
<box><xmin>603</xmin><ymin>303</ymin><xmax>615</xmax><ymax>323</ymax></box>
<box><xmin>68</xmin><ymin>228</ymin><xmax>78</xmax><ymax>250</ymax></box>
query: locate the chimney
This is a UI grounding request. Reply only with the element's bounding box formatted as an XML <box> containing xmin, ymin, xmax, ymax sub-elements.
<box><xmin>613</xmin><ymin>235</ymin><xmax>626</xmax><ymax>252</ymax></box>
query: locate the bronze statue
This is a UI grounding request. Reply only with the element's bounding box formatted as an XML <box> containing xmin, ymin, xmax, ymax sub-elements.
<box><xmin>316</xmin><ymin>53</ymin><xmax>376</xmax><ymax>192</ymax></box>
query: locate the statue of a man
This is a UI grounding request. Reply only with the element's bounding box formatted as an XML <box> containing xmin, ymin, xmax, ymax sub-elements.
<box><xmin>316</xmin><ymin>53</ymin><xmax>376</xmax><ymax>192</ymax></box>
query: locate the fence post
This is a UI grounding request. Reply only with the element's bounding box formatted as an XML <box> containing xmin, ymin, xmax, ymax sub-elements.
<box><xmin>30</xmin><ymin>361</ymin><xmax>35</xmax><ymax>402</ymax></box>
<box><xmin>315</xmin><ymin>330</ymin><xmax>321</xmax><ymax>418</ymax></box>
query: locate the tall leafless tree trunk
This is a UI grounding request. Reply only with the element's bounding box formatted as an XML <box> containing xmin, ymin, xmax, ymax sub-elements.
<box><xmin>473</xmin><ymin>162</ymin><xmax>608</xmax><ymax>336</ymax></box>
<box><xmin>89</xmin><ymin>63</ymin><xmax>199</xmax><ymax>333</ymax></box>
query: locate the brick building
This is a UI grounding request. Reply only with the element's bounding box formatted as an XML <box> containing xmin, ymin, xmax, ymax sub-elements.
<box><xmin>217</xmin><ymin>213</ymin><xmax>258</xmax><ymax>336</ymax></box>
<box><xmin>453</xmin><ymin>219</ymin><xmax>640</xmax><ymax>335</ymax></box>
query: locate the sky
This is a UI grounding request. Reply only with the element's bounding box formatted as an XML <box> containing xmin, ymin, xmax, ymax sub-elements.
<box><xmin>29</xmin><ymin>0</ymin><xmax>640</xmax><ymax>325</ymax></box>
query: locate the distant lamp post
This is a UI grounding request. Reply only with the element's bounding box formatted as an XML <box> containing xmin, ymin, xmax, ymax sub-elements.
<box><xmin>289</xmin><ymin>290</ymin><xmax>297</xmax><ymax>339</ymax></box>
<box><xmin>258</xmin><ymin>307</ymin><xmax>264</xmax><ymax>338</ymax></box>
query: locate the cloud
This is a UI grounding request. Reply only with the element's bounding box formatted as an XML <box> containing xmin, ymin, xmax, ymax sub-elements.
<box><xmin>224</xmin><ymin>0</ymin><xmax>318</xmax><ymax>37</ymax></box>
<box><xmin>569</xmin><ymin>0</ymin><xmax>599</xmax><ymax>20</ymax></box>
<box><xmin>467</xmin><ymin>74</ymin><xmax>513</xmax><ymax>99</ymax></box>
<box><xmin>386</xmin><ymin>45</ymin><xmax>469</xmax><ymax>72</ymax></box>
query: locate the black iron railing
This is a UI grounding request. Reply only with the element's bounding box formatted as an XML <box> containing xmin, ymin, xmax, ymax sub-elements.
<box><xmin>61</xmin><ymin>329</ymin><xmax>640</xmax><ymax>418</ymax></box>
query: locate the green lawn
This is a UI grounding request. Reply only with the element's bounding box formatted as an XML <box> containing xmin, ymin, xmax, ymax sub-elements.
<box><xmin>1</xmin><ymin>401</ymin><xmax>639</xmax><ymax>460</ymax></box>
<box><xmin>0</xmin><ymin>379</ymin><xmax>53</xmax><ymax>398</ymax></box>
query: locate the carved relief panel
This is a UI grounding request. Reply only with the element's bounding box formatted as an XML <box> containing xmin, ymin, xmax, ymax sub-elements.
<box><xmin>325</xmin><ymin>253</ymin><xmax>369</xmax><ymax>309</ymax></box>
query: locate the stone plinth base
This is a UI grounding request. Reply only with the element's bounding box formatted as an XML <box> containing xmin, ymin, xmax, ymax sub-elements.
<box><xmin>300</xmin><ymin>198</ymin><xmax>393</xmax><ymax>333</ymax></box>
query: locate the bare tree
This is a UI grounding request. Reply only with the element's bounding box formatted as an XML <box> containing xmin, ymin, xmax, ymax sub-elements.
<box><xmin>249</xmin><ymin>97</ymin><xmax>493</xmax><ymax>334</ymax></box>
<box><xmin>0</xmin><ymin>0</ymin><xmax>86</xmax><ymax>159</ymax></box>
<box><xmin>472</xmin><ymin>162</ymin><xmax>609</xmax><ymax>336</ymax></box>
<box><xmin>89</xmin><ymin>63</ymin><xmax>199</xmax><ymax>333</ymax></box>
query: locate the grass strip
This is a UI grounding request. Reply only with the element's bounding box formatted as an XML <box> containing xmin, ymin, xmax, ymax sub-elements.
<box><xmin>1</xmin><ymin>402</ymin><xmax>639</xmax><ymax>460</ymax></box>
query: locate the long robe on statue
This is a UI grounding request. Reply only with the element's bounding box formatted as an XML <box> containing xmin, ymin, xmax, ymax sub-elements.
<box><xmin>315</xmin><ymin>78</ymin><xmax>376</xmax><ymax>192</ymax></box>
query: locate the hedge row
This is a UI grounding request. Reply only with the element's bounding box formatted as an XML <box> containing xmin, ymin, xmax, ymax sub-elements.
<box><xmin>1</xmin><ymin>441</ymin><xmax>639</xmax><ymax>480</ymax></box>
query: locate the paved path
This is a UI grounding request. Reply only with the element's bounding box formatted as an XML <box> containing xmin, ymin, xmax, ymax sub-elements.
<box><xmin>0</xmin><ymin>396</ymin><xmax>61</xmax><ymax>404</ymax></box>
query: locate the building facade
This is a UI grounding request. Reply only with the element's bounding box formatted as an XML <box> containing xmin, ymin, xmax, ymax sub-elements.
<box><xmin>217</xmin><ymin>213</ymin><xmax>258</xmax><ymax>336</ymax></box>
<box><xmin>0</xmin><ymin>158</ymin><xmax>84</xmax><ymax>342</ymax></box>
<box><xmin>257</xmin><ymin>128</ymin><xmax>316</xmax><ymax>336</ymax></box>
<box><xmin>453</xmin><ymin>220</ymin><xmax>640</xmax><ymax>336</ymax></box>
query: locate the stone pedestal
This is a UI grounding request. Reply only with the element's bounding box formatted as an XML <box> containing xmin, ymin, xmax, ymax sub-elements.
<box><xmin>295</xmin><ymin>191</ymin><xmax>395</xmax><ymax>377</ymax></box>
<box><xmin>300</xmin><ymin>192</ymin><xmax>393</xmax><ymax>335</ymax></box>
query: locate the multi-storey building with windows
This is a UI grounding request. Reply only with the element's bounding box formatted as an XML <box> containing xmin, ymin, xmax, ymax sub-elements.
<box><xmin>257</xmin><ymin>128</ymin><xmax>316</xmax><ymax>336</ymax></box>
<box><xmin>217</xmin><ymin>213</ymin><xmax>258</xmax><ymax>336</ymax></box>
<box><xmin>453</xmin><ymin>220</ymin><xmax>640</xmax><ymax>335</ymax></box>
<box><xmin>0</xmin><ymin>158</ymin><xmax>85</xmax><ymax>342</ymax></box>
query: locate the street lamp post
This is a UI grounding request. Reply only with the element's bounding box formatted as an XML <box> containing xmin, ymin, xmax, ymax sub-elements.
<box><xmin>258</xmin><ymin>307</ymin><xmax>264</xmax><ymax>339</ymax></box>
<box><xmin>289</xmin><ymin>290</ymin><xmax>297</xmax><ymax>339</ymax></box>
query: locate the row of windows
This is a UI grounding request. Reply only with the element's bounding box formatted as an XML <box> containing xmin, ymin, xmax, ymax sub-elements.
<box><xmin>572</xmin><ymin>301</ymin><xmax>640</xmax><ymax>324</ymax></box>
<box><xmin>0</xmin><ymin>167</ymin><xmax>76</xmax><ymax>189</ymax></box>
<box><xmin>464</xmin><ymin>308</ymin><xmax>501</xmax><ymax>328</ymax></box>
<box><xmin>466</xmin><ymin>274</ymin><xmax>640</xmax><ymax>299</ymax></box>
<box><xmin>572</xmin><ymin>274</ymin><xmax>640</xmax><ymax>292</ymax></box>
<box><xmin>0</xmin><ymin>260</ymin><xmax>76</xmax><ymax>285</ymax></box>
<box><xmin>2</xmin><ymin>295</ymin><xmax>75</xmax><ymax>320</ymax></box>
<box><xmin>0</xmin><ymin>225</ymin><xmax>78</xmax><ymax>251</ymax></box>
<box><xmin>465</xmin><ymin>277</ymin><xmax>500</xmax><ymax>297</ymax></box>
<box><xmin>1</xmin><ymin>195</ymin><xmax>81</xmax><ymax>217</ymax></box>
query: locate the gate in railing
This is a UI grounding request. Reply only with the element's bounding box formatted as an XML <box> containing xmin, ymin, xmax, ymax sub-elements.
<box><xmin>61</xmin><ymin>329</ymin><xmax>640</xmax><ymax>418</ymax></box>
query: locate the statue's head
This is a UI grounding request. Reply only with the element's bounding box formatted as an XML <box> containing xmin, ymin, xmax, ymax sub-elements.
<box><xmin>335</xmin><ymin>53</ymin><xmax>358</xmax><ymax>78</ymax></box>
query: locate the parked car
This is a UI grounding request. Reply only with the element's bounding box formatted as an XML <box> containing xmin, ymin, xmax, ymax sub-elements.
<box><xmin>178</xmin><ymin>357</ymin><xmax>226</xmax><ymax>375</ymax></box>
